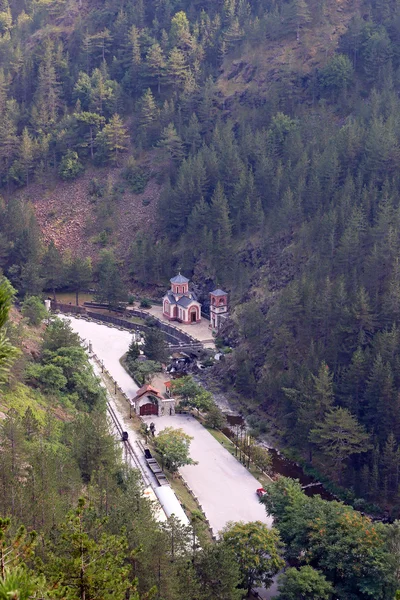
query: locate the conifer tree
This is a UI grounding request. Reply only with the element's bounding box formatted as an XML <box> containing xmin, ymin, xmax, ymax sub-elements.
<box><xmin>32</xmin><ymin>41</ymin><xmax>59</xmax><ymax>134</ymax></box>
<box><xmin>41</xmin><ymin>241</ymin><xmax>63</xmax><ymax>301</ymax></box>
<box><xmin>139</xmin><ymin>88</ymin><xmax>158</xmax><ymax>145</ymax></box>
<box><xmin>95</xmin><ymin>250</ymin><xmax>127</xmax><ymax>308</ymax></box>
<box><xmin>159</xmin><ymin>123</ymin><xmax>184</xmax><ymax>163</ymax></box>
<box><xmin>167</xmin><ymin>48</ymin><xmax>188</xmax><ymax>90</ymax></box>
<box><xmin>99</xmin><ymin>114</ymin><xmax>129</xmax><ymax>165</ymax></box>
<box><xmin>146</xmin><ymin>43</ymin><xmax>166</xmax><ymax>94</ymax></box>
<box><xmin>19</xmin><ymin>128</ymin><xmax>34</xmax><ymax>186</ymax></box>
<box><xmin>47</xmin><ymin>498</ymin><xmax>133</xmax><ymax>600</ymax></box>
<box><xmin>67</xmin><ymin>256</ymin><xmax>92</xmax><ymax>306</ymax></box>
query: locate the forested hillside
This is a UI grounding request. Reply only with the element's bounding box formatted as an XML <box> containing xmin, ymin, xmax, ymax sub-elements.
<box><xmin>1</xmin><ymin>0</ymin><xmax>400</xmax><ymax>508</ymax></box>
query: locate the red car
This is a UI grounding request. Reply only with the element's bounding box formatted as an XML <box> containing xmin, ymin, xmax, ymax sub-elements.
<box><xmin>256</xmin><ymin>488</ymin><xmax>267</xmax><ymax>498</ymax></box>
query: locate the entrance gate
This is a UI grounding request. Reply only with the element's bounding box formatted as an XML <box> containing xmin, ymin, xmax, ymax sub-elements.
<box><xmin>140</xmin><ymin>403</ymin><xmax>158</xmax><ymax>416</ymax></box>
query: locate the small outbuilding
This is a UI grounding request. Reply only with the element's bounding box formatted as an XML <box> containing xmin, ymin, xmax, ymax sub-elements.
<box><xmin>132</xmin><ymin>384</ymin><xmax>175</xmax><ymax>417</ymax></box>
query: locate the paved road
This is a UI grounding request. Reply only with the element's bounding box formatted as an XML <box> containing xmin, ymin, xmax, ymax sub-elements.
<box><xmin>64</xmin><ymin>316</ymin><xmax>276</xmax><ymax>595</ymax></box>
<box><xmin>64</xmin><ymin>316</ymin><xmax>139</xmax><ymax>399</ymax></box>
<box><xmin>64</xmin><ymin>316</ymin><xmax>272</xmax><ymax>534</ymax></box>
<box><xmin>142</xmin><ymin>414</ymin><xmax>273</xmax><ymax>535</ymax></box>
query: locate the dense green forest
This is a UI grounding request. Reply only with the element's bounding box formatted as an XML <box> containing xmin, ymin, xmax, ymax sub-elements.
<box><xmin>0</xmin><ymin>280</ymin><xmax>248</xmax><ymax>599</ymax></box>
<box><xmin>1</xmin><ymin>0</ymin><xmax>400</xmax><ymax>511</ymax></box>
<box><xmin>1</xmin><ymin>275</ymin><xmax>400</xmax><ymax>600</ymax></box>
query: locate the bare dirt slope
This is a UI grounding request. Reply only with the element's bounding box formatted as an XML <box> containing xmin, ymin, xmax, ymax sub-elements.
<box><xmin>15</xmin><ymin>160</ymin><xmax>161</xmax><ymax>260</ymax></box>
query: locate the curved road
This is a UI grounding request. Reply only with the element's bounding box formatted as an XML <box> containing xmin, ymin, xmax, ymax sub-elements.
<box><xmin>64</xmin><ymin>316</ymin><xmax>273</xmax><ymax>535</ymax></box>
<box><xmin>64</xmin><ymin>316</ymin><xmax>139</xmax><ymax>400</ymax></box>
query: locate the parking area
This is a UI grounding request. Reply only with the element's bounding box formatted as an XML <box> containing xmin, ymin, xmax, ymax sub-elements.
<box><xmin>64</xmin><ymin>316</ymin><xmax>272</xmax><ymax>536</ymax></box>
<box><xmin>142</xmin><ymin>414</ymin><xmax>273</xmax><ymax>535</ymax></box>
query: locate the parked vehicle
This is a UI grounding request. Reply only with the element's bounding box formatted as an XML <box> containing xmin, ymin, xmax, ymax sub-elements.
<box><xmin>256</xmin><ymin>487</ymin><xmax>266</xmax><ymax>498</ymax></box>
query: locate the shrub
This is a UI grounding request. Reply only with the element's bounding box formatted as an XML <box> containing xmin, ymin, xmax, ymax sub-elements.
<box><xmin>59</xmin><ymin>150</ymin><xmax>84</xmax><ymax>180</ymax></box>
<box><xmin>26</xmin><ymin>363</ymin><xmax>67</xmax><ymax>392</ymax></box>
<box><xmin>122</xmin><ymin>157</ymin><xmax>148</xmax><ymax>193</ymax></box>
<box><xmin>21</xmin><ymin>296</ymin><xmax>47</xmax><ymax>326</ymax></box>
<box><xmin>88</xmin><ymin>178</ymin><xmax>105</xmax><ymax>198</ymax></box>
<box><xmin>205</xmin><ymin>405</ymin><xmax>227</xmax><ymax>429</ymax></box>
<box><xmin>140</xmin><ymin>298</ymin><xmax>152</xmax><ymax>308</ymax></box>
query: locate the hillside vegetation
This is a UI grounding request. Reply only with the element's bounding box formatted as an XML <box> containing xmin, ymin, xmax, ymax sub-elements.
<box><xmin>1</xmin><ymin>0</ymin><xmax>400</xmax><ymax>509</ymax></box>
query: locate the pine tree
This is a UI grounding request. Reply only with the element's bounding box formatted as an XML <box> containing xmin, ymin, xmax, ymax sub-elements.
<box><xmin>41</xmin><ymin>241</ymin><xmax>63</xmax><ymax>301</ymax></box>
<box><xmin>67</xmin><ymin>256</ymin><xmax>92</xmax><ymax>306</ymax></box>
<box><xmin>170</xmin><ymin>11</ymin><xmax>192</xmax><ymax>50</ymax></box>
<box><xmin>309</xmin><ymin>407</ymin><xmax>371</xmax><ymax>482</ymax></box>
<box><xmin>19</xmin><ymin>127</ymin><xmax>34</xmax><ymax>186</ymax></box>
<box><xmin>47</xmin><ymin>498</ymin><xmax>133</xmax><ymax>600</ymax></box>
<box><xmin>95</xmin><ymin>250</ymin><xmax>127</xmax><ymax>308</ymax></box>
<box><xmin>99</xmin><ymin>114</ymin><xmax>129</xmax><ymax>165</ymax></box>
<box><xmin>139</xmin><ymin>88</ymin><xmax>158</xmax><ymax>145</ymax></box>
<box><xmin>146</xmin><ymin>43</ymin><xmax>166</xmax><ymax>94</ymax></box>
<box><xmin>167</xmin><ymin>48</ymin><xmax>188</xmax><ymax>91</ymax></box>
<box><xmin>0</xmin><ymin>100</ymin><xmax>18</xmax><ymax>187</ymax></box>
<box><xmin>0</xmin><ymin>68</ymin><xmax>8</xmax><ymax>115</ymax></box>
<box><xmin>0</xmin><ymin>0</ymin><xmax>12</xmax><ymax>34</ymax></box>
<box><xmin>209</xmin><ymin>183</ymin><xmax>232</xmax><ymax>279</ymax></box>
<box><xmin>32</xmin><ymin>41</ymin><xmax>59</xmax><ymax>134</ymax></box>
<box><xmin>159</xmin><ymin>123</ymin><xmax>184</xmax><ymax>163</ymax></box>
<box><xmin>75</xmin><ymin>111</ymin><xmax>105</xmax><ymax>159</ymax></box>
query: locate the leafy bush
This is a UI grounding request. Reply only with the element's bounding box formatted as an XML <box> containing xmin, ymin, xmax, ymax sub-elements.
<box><xmin>125</xmin><ymin>357</ymin><xmax>162</xmax><ymax>385</ymax></box>
<box><xmin>91</xmin><ymin>230</ymin><xmax>109</xmax><ymax>246</ymax></box>
<box><xmin>26</xmin><ymin>363</ymin><xmax>67</xmax><ymax>392</ymax></box>
<box><xmin>58</xmin><ymin>150</ymin><xmax>84</xmax><ymax>180</ymax></box>
<box><xmin>21</xmin><ymin>296</ymin><xmax>47</xmax><ymax>326</ymax></box>
<box><xmin>122</xmin><ymin>158</ymin><xmax>148</xmax><ymax>193</ymax></box>
<box><xmin>140</xmin><ymin>298</ymin><xmax>152</xmax><ymax>308</ymax></box>
<box><xmin>88</xmin><ymin>178</ymin><xmax>105</xmax><ymax>198</ymax></box>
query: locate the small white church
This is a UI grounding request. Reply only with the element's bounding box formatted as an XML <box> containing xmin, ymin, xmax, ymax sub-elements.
<box><xmin>162</xmin><ymin>272</ymin><xmax>229</xmax><ymax>329</ymax></box>
<box><xmin>162</xmin><ymin>273</ymin><xmax>202</xmax><ymax>324</ymax></box>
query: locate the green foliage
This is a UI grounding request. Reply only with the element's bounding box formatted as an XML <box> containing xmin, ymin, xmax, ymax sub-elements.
<box><xmin>275</xmin><ymin>566</ymin><xmax>333</xmax><ymax>600</ymax></box>
<box><xmin>262</xmin><ymin>478</ymin><xmax>396</xmax><ymax>599</ymax></box>
<box><xmin>0</xmin><ymin>278</ymin><xmax>19</xmax><ymax>384</ymax></box>
<box><xmin>155</xmin><ymin>426</ymin><xmax>196</xmax><ymax>472</ymax></box>
<box><xmin>127</xmin><ymin>338</ymin><xmax>140</xmax><ymax>361</ymax></box>
<box><xmin>222</xmin><ymin>521</ymin><xmax>284</xmax><ymax>595</ymax></box>
<box><xmin>67</xmin><ymin>257</ymin><xmax>92</xmax><ymax>306</ymax></box>
<box><xmin>319</xmin><ymin>54</ymin><xmax>354</xmax><ymax>94</ymax></box>
<box><xmin>58</xmin><ymin>150</ymin><xmax>84</xmax><ymax>181</ymax></box>
<box><xmin>171</xmin><ymin>376</ymin><xmax>213</xmax><ymax>412</ymax></box>
<box><xmin>95</xmin><ymin>250</ymin><xmax>127</xmax><ymax>307</ymax></box>
<box><xmin>43</xmin><ymin>318</ymin><xmax>81</xmax><ymax>352</ymax></box>
<box><xmin>309</xmin><ymin>407</ymin><xmax>371</xmax><ymax>481</ymax></box>
<box><xmin>125</xmin><ymin>357</ymin><xmax>161</xmax><ymax>385</ymax></box>
<box><xmin>25</xmin><ymin>362</ymin><xmax>67</xmax><ymax>392</ymax></box>
<box><xmin>140</xmin><ymin>298</ymin><xmax>152</xmax><ymax>308</ymax></box>
<box><xmin>46</xmin><ymin>499</ymin><xmax>132</xmax><ymax>599</ymax></box>
<box><xmin>122</xmin><ymin>158</ymin><xmax>148</xmax><ymax>193</ymax></box>
<box><xmin>21</xmin><ymin>295</ymin><xmax>47</xmax><ymax>325</ymax></box>
<box><xmin>143</xmin><ymin>327</ymin><xmax>168</xmax><ymax>362</ymax></box>
<box><xmin>205</xmin><ymin>404</ymin><xmax>227</xmax><ymax>429</ymax></box>
<box><xmin>252</xmin><ymin>445</ymin><xmax>272</xmax><ymax>474</ymax></box>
